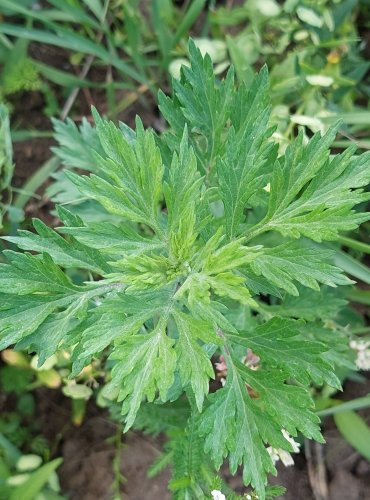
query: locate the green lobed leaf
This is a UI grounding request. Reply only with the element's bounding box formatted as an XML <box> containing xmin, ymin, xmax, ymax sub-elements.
<box><xmin>226</xmin><ymin>317</ymin><xmax>341</xmax><ymax>388</ymax></box>
<box><xmin>66</xmin><ymin>110</ymin><xmax>165</xmax><ymax>233</ymax></box>
<box><xmin>0</xmin><ymin>251</ymin><xmax>80</xmax><ymax>295</ymax></box>
<box><xmin>52</xmin><ymin>117</ymin><xmax>104</xmax><ymax>171</ymax></box>
<box><xmin>173</xmin><ymin>310</ymin><xmax>219</xmax><ymax>411</ymax></box>
<box><xmin>247</xmin><ymin>131</ymin><xmax>370</xmax><ymax>242</ymax></box>
<box><xmin>3</xmin><ymin>215</ymin><xmax>111</xmax><ymax>274</ymax></box>
<box><xmin>265</xmin><ymin>286</ymin><xmax>346</xmax><ymax>321</ymax></box>
<box><xmin>217</xmin><ymin>68</ymin><xmax>277</xmax><ymax>240</ymax></box>
<box><xmin>107</xmin><ymin>325</ymin><xmax>177</xmax><ymax>431</ymax></box>
<box><xmin>249</xmin><ymin>243</ymin><xmax>352</xmax><ymax>296</ymax></box>
<box><xmin>199</xmin><ymin>354</ymin><xmax>322</xmax><ymax>499</ymax></box>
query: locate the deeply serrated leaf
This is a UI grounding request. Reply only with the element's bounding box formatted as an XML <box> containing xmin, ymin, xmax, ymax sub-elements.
<box><xmin>249</xmin><ymin>243</ymin><xmax>352</xmax><ymax>295</ymax></box>
<box><xmin>173</xmin><ymin>310</ymin><xmax>217</xmax><ymax>410</ymax></box>
<box><xmin>4</xmin><ymin>217</ymin><xmax>110</xmax><ymax>274</ymax></box>
<box><xmin>108</xmin><ymin>327</ymin><xmax>177</xmax><ymax>430</ymax></box>
<box><xmin>227</xmin><ymin>317</ymin><xmax>340</xmax><ymax>387</ymax></box>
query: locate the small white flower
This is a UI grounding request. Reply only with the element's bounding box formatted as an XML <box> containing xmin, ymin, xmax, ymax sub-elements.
<box><xmin>282</xmin><ymin>429</ymin><xmax>300</xmax><ymax>453</ymax></box>
<box><xmin>211</xmin><ymin>490</ymin><xmax>226</xmax><ymax>500</ymax></box>
<box><xmin>267</xmin><ymin>446</ymin><xmax>295</xmax><ymax>466</ymax></box>
<box><xmin>350</xmin><ymin>340</ymin><xmax>370</xmax><ymax>370</ymax></box>
<box><xmin>267</xmin><ymin>430</ymin><xmax>300</xmax><ymax>467</ymax></box>
<box><xmin>278</xmin><ymin>449</ymin><xmax>295</xmax><ymax>467</ymax></box>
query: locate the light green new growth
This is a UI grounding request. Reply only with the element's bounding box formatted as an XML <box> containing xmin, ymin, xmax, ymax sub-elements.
<box><xmin>1</xmin><ymin>41</ymin><xmax>370</xmax><ymax>499</ymax></box>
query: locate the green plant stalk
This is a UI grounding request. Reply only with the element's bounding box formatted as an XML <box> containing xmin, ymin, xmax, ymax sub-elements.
<box><xmin>347</xmin><ymin>289</ymin><xmax>370</xmax><ymax>305</ymax></box>
<box><xmin>13</xmin><ymin>156</ymin><xmax>60</xmax><ymax>211</ymax></box>
<box><xmin>338</xmin><ymin>235</ymin><xmax>370</xmax><ymax>254</ymax></box>
<box><xmin>316</xmin><ymin>395</ymin><xmax>370</xmax><ymax>417</ymax></box>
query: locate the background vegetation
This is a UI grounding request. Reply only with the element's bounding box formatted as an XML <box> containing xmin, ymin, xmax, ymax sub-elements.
<box><xmin>0</xmin><ymin>1</ymin><xmax>369</xmax><ymax>499</ymax></box>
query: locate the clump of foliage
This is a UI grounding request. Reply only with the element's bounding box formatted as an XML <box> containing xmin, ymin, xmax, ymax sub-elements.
<box><xmin>0</xmin><ymin>40</ymin><xmax>41</xmax><ymax>100</ymax></box>
<box><xmin>1</xmin><ymin>41</ymin><xmax>370</xmax><ymax>498</ymax></box>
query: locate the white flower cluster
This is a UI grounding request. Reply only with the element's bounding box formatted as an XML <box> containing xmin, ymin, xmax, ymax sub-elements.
<box><xmin>210</xmin><ymin>490</ymin><xmax>260</xmax><ymax>500</ymax></box>
<box><xmin>211</xmin><ymin>490</ymin><xmax>226</xmax><ymax>500</ymax></box>
<box><xmin>350</xmin><ymin>340</ymin><xmax>370</xmax><ymax>370</ymax></box>
<box><xmin>267</xmin><ymin>429</ymin><xmax>300</xmax><ymax>467</ymax></box>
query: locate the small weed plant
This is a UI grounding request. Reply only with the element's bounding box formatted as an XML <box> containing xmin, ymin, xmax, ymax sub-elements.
<box><xmin>1</xmin><ymin>42</ymin><xmax>370</xmax><ymax>498</ymax></box>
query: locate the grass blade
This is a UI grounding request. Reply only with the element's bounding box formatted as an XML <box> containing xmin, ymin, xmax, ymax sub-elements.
<box><xmin>334</xmin><ymin>411</ymin><xmax>370</xmax><ymax>461</ymax></box>
<box><xmin>338</xmin><ymin>236</ymin><xmax>370</xmax><ymax>255</ymax></box>
<box><xmin>9</xmin><ymin>458</ymin><xmax>63</xmax><ymax>500</ymax></box>
<box><xmin>172</xmin><ymin>0</ymin><xmax>207</xmax><ymax>49</ymax></box>
<box><xmin>0</xmin><ymin>23</ymin><xmax>147</xmax><ymax>84</ymax></box>
<box><xmin>14</xmin><ymin>156</ymin><xmax>60</xmax><ymax>210</ymax></box>
<box><xmin>0</xmin><ymin>23</ymin><xmax>108</xmax><ymax>58</ymax></box>
<box><xmin>316</xmin><ymin>395</ymin><xmax>370</xmax><ymax>417</ymax></box>
<box><xmin>334</xmin><ymin>250</ymin><xmax>370</xmax><ymax>285</ymax></box>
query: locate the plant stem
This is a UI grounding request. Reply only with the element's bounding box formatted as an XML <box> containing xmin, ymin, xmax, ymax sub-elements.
<box><xmin>338</xmin><ymin>235</ymin><xmax>370</xmax><ymax>255</ymax></box>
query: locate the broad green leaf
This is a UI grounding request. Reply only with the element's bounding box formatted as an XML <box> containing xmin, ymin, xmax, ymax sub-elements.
<box><xmin>296</xmin><ymin>6</ymin><xmax>323</xmax><ymax>27</ymax></box>
<box><xmin>16</xmin><ymin>454</ymin><xmax>42</xmax><ymax>472</ymax></box>
<box><xmin>62</xmin><ymin>384</ymin><xmax>93</xmax><ymax>400</ymax></box>
<box><xmin>334</xmin><ymin>411</ymin><xmax>370</xmax><ymax>461</ymax></box>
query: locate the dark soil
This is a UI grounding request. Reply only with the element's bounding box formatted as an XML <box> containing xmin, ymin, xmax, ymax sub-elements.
<box><xmin>36</xmin><ymin>388</ymin><xmax>171</xmax><ymax>500</ymax></box>
<box><xmin>31</xmin><ymin>376</ymin><xmax>370</xmax><ymax>500</ymax></box>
